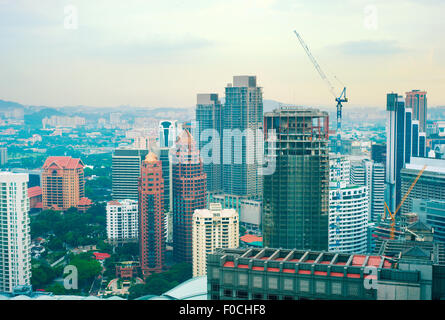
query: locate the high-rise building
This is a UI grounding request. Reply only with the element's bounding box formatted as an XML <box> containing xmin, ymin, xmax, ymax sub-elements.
<box><xmin>222</xmin><ymin>75</ymin><xmax>263</xmax><ymax>198</ymax></box>
<box><xmin>413</xmin><ymin>199</ymin><xmax>445</xmax><ymax>244</ymax></box>
<box><xmin>371</xmin><ymin>143</ymin><xmax>386</xmax><ymax>164</ymax></box>
<box><xmin>400</xmin><ymin>157</ymin><xmax>445</xmax><ymax>215</ymax></box>
<box><xmin>386</xmin><ymin>93</ymin><xmax>412</xmax><ymax>213</ymax></box>
<box><xmin>329</xmin><ymin>181</ymin><xmax>368</xmax><ymax>254</ymax></box>
<box><xmin>0</xmin><ymin>148</ymin><xmax>7</xmax><ymax>166</ymax></box>
<box><xmin>351</xmin><ymin>160</ymin><xmax>385</xmax><ymax>223</ymax></box>
<box><xmin>329</xmin><ymin>154</ymin><xmax>350</xmax><ymax>183</ymax></box>
<box><xmin>406</xmin><ymin>90</ymin><xmax>427</xmax><ymax>133</ymax></box>
<box><xmin>207</xmin><ymin>192</ymin><xmax>262</xmax><ymax>232</ymax></box>
<box><xmin>192</xmin><ymin>203</ymin><xmax>239</xmax><ymax>277</ymax></box>
<box><xmin>133</xmin><ymin>136</ymin><xmax>150</xmax><ymax>150</ymax></box>
<box><xmin>139</xmin><ymin>152</ymin><xmax>165</xmax><ymax>277</ymax></box>
<box><xmin>0</xmin><ymin>172</ymin><xmax>31</xmax><ymax>292</ymax></box>
<box><xmin>159</xmin><ymin>120</ymin><xmax>179</xmax><ymax>148</ymax></box>
<box><xmin>112</xmin><ymin>148</ymin><xmax>149</xmax><ymax>201</ymax></box>
<box><xmin>172</xmin><ymin>129</ymin><xmax>207</xmax><ymax>263</ymax></box>
<box><xmin>106</xmin><ymin>199</ymin><xmax>139</xmax><ymax>244</ymax></box>
<box><xmin>263</xmin><ymin>107</ymin><xmax>330</xmax><ymax>251</ymax></box>
<box><xmin>42</xmin><ymin>156</ymin><xmax>85</xmax><ymax>211</ymax></box>
<box><xmin>196</xmin><ymin>93</ymin><xmax>223</xmax><ymax>192</ymax></box>
<box><xmin>152</xmin><ymin>145</ymin><xmax>172</xmax><ymax>213</ymax></box>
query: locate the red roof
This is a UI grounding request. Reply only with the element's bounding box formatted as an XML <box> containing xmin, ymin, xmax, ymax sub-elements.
<box><xmin>28</xmin><ymin>186</ymin><xmax>42</xmax><ymax>198</ymax></box>
<box><xmin>267</xmin><ymin>267</ymin><xmax>280</xmax><ymax>272</ymax></box>
<box><xmin>240</xmin><ymin>234</ymin><xmax>263</xmax><ymax>243</ymax></box>
<box><xmin>237</xmin><ymin>264</ymin><xmax>249</xmax><ymax>269</ymax></box>
<box><xmin>252</xmin><ymin>266</ymin><xmax>264</xmax><ymax>271</ymax></box>
<box><xmin>43</xmin><ymin>156</ymin><xmax>84</xmax><ymax>170</ymax></box>
<box><xmin>352</xmin><ymin>255</ymin><xmax>366</xmax><ymax>266</ymax></box>
<box><xmin>367</xmin><ymin>256</ymin><xmax>382</xmax><ymax>267</ymax></box>
<box><xmin>283</xmin><ymin>268</ymin><xmax>296</xmax><ymax>273</ymax></box>
<box><xmin>346</xmin><ymin>273</ymin><xmax>361</xmax><ymax>279</ymax></box>
<box><xmin>108</xmin><ymin>200</ymin><xmax>122</xmax><ymax>206</ymax></box>
<box><xmin>314</xmin><ymin>271</ymin><xmax>327</xmax><ymax>276</ymax></box>
<box><xmin>78</xmin><ymin>197</ymin><xmax>93</xmax><ymax>206</ymax></box>
<box><xmin>93</xmin><ymin>252</ymin><xmax>110</xmax><ymax>260</ymax></box>
<box><xmin>223</xmin><ymin>261</ymin><xmax>234</xmax><ymax>268</ymax></box>
<box><xmin>331</xmin><ymin>272</ymin><xmax>344</xmax><ymax>277</ymax></box>
<box><xmin>298</xmin><ymin>270</ymin><xmax>311</xmax><ymax>275</ymax></box>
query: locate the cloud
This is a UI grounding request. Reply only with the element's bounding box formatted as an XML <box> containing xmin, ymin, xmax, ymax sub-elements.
<box><xmin>330</xmin><ymin>40</ymin><xmax>406</xmax><ymax>56</ymax></box>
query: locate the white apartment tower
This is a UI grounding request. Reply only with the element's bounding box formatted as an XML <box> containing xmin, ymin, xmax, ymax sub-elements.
<box><xmin>329</xmin><ymin>181</ymin><xmax>369</xmax><ymax>254</ymax></box>
<box><xmin>192</xmin><ymin>203</ymin><xmax>239</xmax><ymax>277</ymax></box>
<box><xmin>106</xmin><ymin>199</ymin><xmax>139</xmax><ymax>244</ymax></box>
<box><xmin>0</xmin><ymin>172</ymin><xmax>31</xmax><ymax>292</ymax></box>
<box><xmin>351</xmin><ymin>160</ymin><xmax>385</xmax><ymax>223</ymax></box>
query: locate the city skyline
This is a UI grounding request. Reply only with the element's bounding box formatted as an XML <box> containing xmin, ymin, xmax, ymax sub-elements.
<box><xmin>1</xmin><ymin>1</ymin><xmax>445</xmax><ymax>109</ymax></box>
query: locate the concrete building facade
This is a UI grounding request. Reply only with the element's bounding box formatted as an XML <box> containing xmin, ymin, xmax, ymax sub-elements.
<box><xmin>106</xmin><ymin>199</ymin><xmax>138</xmax><ymax>244</ymax></box>
<box><xmin>192</xmin><ymin>203</ymin><xmax>239</xmax><ymax>277</ymax></box>
<box><xmin>0</xmin><ymin>172</ymin><xmax>31</xmax><ymax>293</ymax></box>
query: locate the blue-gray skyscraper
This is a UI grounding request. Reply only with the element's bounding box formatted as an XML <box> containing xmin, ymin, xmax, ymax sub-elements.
<box><xmin>196</xmin><ymin>93</ymin><xmax>223</xmax><ymax>192</ymax></box>
<box><xmin>222</xmin><ymin>76</ymin><xmax>263</xmax><ymax>198</ymax></box>
<box><xmin>385</xmin><ymin>93</ymin><xmax>420</xmax><ymax>214</ymax></box>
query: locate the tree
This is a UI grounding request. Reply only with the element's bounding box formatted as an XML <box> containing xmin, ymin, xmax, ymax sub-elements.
<box><xmin>70</xmin><ymin>255</ymin><xmax>102</xmax><ymax>289</ymax></box>
<box><xmin>31</xmin><ymin>263</ymin><xmax>57</xmax><ymax>288</ymax></box>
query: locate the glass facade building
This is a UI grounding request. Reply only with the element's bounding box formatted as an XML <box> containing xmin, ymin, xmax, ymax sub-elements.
<box><xmin>263</xmin><ymin>107</ymin><xmax>330</xmax><ymax>251</ymax></box>
<box><xmin>222</xmin><ymin>76</ymin><xmax>263</xmax><ymax>198</ymax></box>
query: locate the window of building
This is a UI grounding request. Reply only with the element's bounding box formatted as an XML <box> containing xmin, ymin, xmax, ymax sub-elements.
<box><xmin>253</xmin><ymin>276</ymin><xmax>263</xmax><ymax>288</ymax></box>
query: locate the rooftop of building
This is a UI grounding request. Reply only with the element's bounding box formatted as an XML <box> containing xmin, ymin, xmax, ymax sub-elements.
<box><xmin>43</xmin><ymin>156</ymin><xmax>84</xmax><ymax>170</ymax></box>
<box><xmin>264</xmin><ymin>106</ymin><xmax>327</xmax><ymax>117</ymax></box>
<box><xmin>28</xmin><ymin>186</ymin><xmax>42</xmax><ymax>198</ymax></box>
<box><xmin>404</xmin><ymin>157</ymin><xmax>445</xmax><ymax>174</ymax></box>
<box><xmin>373</xmin><ymin>239</ymin><xmax>445</xmax><ymax>265</ymax></box>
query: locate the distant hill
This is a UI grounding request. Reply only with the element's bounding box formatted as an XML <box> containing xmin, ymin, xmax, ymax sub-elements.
<box><xmin>0</xmin><ymin>99</ymin><xmax>25</xmax><ymax>110</ymax></box>
<box><xmin>24</xmin><ymin>108</ymin><xmax>65</xmax><ymax>127</ymax></box>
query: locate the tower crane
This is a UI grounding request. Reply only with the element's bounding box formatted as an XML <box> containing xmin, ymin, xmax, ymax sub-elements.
<box><xmin>293</xmin><ymin>31</ymin><xmax>348</xmax><ymax>155</ymax></box>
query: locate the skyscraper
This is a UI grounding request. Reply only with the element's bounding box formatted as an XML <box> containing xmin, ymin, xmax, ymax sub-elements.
<box><xmin>406</xmin><ymin>90</ymin><xmax>427</xmax><ymax>133</ymax></box>
<box><xmin>371</xmin><ymin>143</ymin><xmax>386</xmax><ymax>164</ymax></box>
<box><xmin>263</xmin><ymin>107</ymin><xmax>330</xmax><ymax>251</ymax></box>
<box><xmin>152</xmin><ymin>144</ymin><xmax>172</xmax><ymax>213</ymax></box>
<box><xmin>386</xmin><ymin>93</ymin><xmax>411</xmax><ymax>213</ymax></box>
<box><xmin>222</xmin><ymin>75</ymin><xmax>263</xmax><ymax>198</ymax></box>
<box><xmin>351</xmin><ymin>160</ymin><xmax>385</xmax><ymax>223</ymax></box>
<box><xmin>329</xmin><ymin>181</ymin><xmax>368</xmax><ymax>254</ymax></box>
<box><xmin>159</xmin><ymin>120</ymin><xmax>179</xmax><ymax>148</ymax></box>
<box><xmin>196</xmin><ymin>93</ymin><xmax>223</xmax><ymax>192</ymax></box>
<box><xmin>139</xmin><ymin>152</ymin><xmax>165</xmax><ymax>277</ymax></box>
<box><xmin>192</xmin><ymin>203</ymin><xmax>239</xmax><ymax>277</ymax></box>
<box><xmin>172</xmin><ymin>129</ymin><xmax>207</xmax><ymax>263</ymax></box>
<box><xmin>112</xmin><ymin>148</ymin><xmax>149</xmax><ymax>201</ymax></box>
<box><xmin>0</xmin><ymin>172</ymin><xmax>31</xmax><ymax>292</ymax></box>
<box><xmin>42</xmin><ymin>156</ymin><xmax>85</xmax><ymax>211</ymax></box>
<box><xmin>401</xmin><ymin>157</ymin><xmax>445</xmax><ymax>215</ymax></box>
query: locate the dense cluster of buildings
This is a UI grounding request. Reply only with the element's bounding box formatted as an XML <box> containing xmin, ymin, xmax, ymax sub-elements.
<box><xmin>1</xmin><ymin>75</ymin><xmax>445</xmax><ymax>301</ymax></box>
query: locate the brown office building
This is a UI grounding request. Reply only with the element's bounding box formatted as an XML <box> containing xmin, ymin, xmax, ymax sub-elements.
<box><xmin>42</xmin><ymin>156</ymin><xmax>85</xmax><ymax>211</ymax></box>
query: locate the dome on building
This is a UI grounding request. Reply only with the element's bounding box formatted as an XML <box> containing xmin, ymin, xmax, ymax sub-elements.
<box><xmin>144</xmin><ymin>151</ymin><xmax>158</xmax><ymax>163</ymax></box>
<box><xmin>136</xmin><ymin>276</ymin><xmax>207</xmax><ymax>300</ymax></box>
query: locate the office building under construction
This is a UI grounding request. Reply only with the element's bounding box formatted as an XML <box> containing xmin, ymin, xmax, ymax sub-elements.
<box><xmin>263</xmin><ymin>107</ymin><xmax>330</xmax><ymax>251</ymax></box>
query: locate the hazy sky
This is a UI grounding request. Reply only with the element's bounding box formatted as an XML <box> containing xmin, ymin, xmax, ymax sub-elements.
<box><xmin>1</xmin><ymin>0</ymin><xmax>444</xmax><ymax>109</ymax></box>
